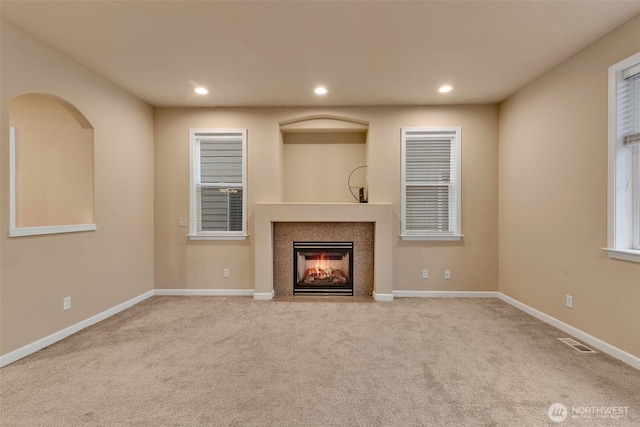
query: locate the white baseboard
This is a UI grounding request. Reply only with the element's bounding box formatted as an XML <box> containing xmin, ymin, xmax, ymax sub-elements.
<box><xmin>154</xmin><ymin>289</ymin><xmax>255</xmax><ymax>297</ymax></box>
<box><xmin>498</xmin><ymin>293</ymin><xmax>640</xmax><ymax>370</ymax></box>
<box><xmin>0</xmin><ymin>290</ymin><xmax>154</xmax><ymax>368</ymax></box>
<box><xmin>253</xmin><ymin>290</ymin><xmax>275</xmax><ymax>300</ymax></box>
<box><xmin>2</xmin><ymin>288</ymin><xmax>637</xmax><ymax>371</ymax></box>
<box><xmin>373</xmin><ymin>292</ymin><xmax>394</xmax><ymax>301</ymax></box>
<box><xmin>393</xmin><ymin>290</ymin><xmax>499</xmax><ymax>298</ymax></box>
<box><xmin>392</xmin><ymin>290</ymin><xmax>639</xmax><ymax>370</ymax></box>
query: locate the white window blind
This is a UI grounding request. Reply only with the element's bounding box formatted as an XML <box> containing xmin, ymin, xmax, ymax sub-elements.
<box><xmin>619</xmin><ymin>64</ymin><xmax>640</xmax><ymax>147</ymax></box>
<box><xmin>606</xmin><ymin>52</ymin><xmax>640</xmax><ymax>261</ymax></box>
<box><xmin>401</xmin><ymin>127</ymin><xmax>462</xmax><ymax>240</ymax></box>
<box><xmin>189</xmin><ymin>129</ymin><xmax>247</xmax><ymax>239</ymax></box>
<box><xmin>620</xmin><ymin>64</ymin><xmax>640</xmax><ymax>249</ymax></box>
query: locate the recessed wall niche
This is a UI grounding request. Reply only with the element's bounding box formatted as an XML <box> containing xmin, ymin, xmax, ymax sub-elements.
<box><xmin>280</xmin><ymin>115</ymin><xmax>369</xmax><ymax>203</ymax></box>
<box><xmin>9</xmin><ymin>93</ymin><xmax>95</xmax><ymax>236</ymax></box>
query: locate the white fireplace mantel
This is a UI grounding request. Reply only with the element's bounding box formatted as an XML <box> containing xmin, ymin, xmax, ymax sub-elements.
<box><xmin>253</xmin><ymin>203</ymin><xmax>393</xmax><ymax>301</ymax></box>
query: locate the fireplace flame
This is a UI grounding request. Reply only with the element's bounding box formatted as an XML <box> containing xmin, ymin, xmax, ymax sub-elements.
<box><xmin>301</xmin><ymin>251</ymin><xmax>348</xmax><ymax>285</ymax></box>
<box><xmin>315</xmin><ymin>253</ymin><xmax>329</xmax><ymax>278</ymax></box>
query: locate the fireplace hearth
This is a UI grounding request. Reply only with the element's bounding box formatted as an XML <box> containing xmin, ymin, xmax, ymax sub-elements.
<box><xmin>293</xmin><ymin>242</ymin><xmax>354</xmax><ymax>296</ymax></box>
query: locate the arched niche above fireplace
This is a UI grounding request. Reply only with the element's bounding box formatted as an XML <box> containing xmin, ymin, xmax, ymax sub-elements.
<box><xmin>279</xmin><ymin>114</ymin><xmax>369</xmax><ymax>135</ymax></box>
<box><xmin>279</xmin><ymin>115</ymin><xmax>369</xmax><ymax>203</ymax></box>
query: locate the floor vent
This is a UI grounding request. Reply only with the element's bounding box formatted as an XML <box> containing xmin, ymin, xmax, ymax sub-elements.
<box><xmin>558</xmin><ymin>338</ymin><xmax>597</xmax><ymax>353</ymax></box>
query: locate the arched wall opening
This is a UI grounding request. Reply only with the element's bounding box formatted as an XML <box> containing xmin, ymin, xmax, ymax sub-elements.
<box><xmin>9</xmin><ymin>93</ymin><xmax>95</xmax><ymax>235</ymax></box>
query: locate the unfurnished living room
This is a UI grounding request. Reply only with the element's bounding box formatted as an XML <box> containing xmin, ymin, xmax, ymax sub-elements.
<box><xmin>1</xmin><ymin>1</ymin><xmax>640</xmax><ymax>426</ymax></box>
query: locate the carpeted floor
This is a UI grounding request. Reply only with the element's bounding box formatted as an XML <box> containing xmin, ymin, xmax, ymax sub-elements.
<box><xmin>1</xmin><ymin>297</ymin><xmax>638</xmax><ymax>426</ymax></box>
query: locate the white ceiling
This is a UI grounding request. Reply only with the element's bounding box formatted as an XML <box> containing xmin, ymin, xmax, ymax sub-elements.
<box><xmin>2</xmin><ymin>0</ymin><xmax>640</xmax><ymax>108</ymax></box>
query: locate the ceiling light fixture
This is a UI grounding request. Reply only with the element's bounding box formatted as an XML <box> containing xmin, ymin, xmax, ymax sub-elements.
<box><xmin>194</xmin><ymin>87</ymin><xmax>209</xmax><ymax>95</ymax></box>
<box><xmin>438</xmin><ymin>85</ymin><xmax>453</xmax><ymax>93</ymax></box>
<box><xmin>314</xmin><ymin>87</ymin><xmax>328</xmax><ymax>95</ymax></box>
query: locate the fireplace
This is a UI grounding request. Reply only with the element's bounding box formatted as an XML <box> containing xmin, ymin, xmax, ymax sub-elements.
<box><xmin>293</xmin><ymin>242</ymin><xmax>354</xmax><ymax>296</ymax></box>
<box><xmin>258</xmin><ymin>206</ymin><xmax>390</xmax><ymax>299</ymax></box>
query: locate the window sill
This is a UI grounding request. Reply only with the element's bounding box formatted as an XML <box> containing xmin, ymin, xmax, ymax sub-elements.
<box><xmin>400</xmin><ymin>234</ymin><xmax>463</xmax><ymax>241</ymax></box>
<box><xmin>8</xmin><ymin>224</ymin><xmax>97</xmax><ymax>238</ymax></box>
<box><xmin>603</xmin><ymin>248</ymin><xmax>640</xmax><ymax>263</ymax></box>
<box><xmin>188</xmin><ymin>234</ymin><xmax>248</xmax><ymax>241</ymax></box>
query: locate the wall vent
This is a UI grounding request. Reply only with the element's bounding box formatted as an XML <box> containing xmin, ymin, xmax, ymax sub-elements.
<box><xmin>558</xmin><ymin>338</ymin><xmax>597</xmax><ymax>353</ymax></box>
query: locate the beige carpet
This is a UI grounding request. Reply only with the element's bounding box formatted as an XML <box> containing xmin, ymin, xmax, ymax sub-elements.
<box><xmin>1</xmin><ymin>297</ymin><xmax>639</xmax><ymax>426</ymax></box>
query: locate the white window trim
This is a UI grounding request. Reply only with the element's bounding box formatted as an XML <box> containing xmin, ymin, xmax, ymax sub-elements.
<box><xmin>188</xmin><ymin>128</ymin><xmax>248</xmax><ymax>241</ymax></box>
<box><xmin>8</xmin><ymin>224</ymin><xmax>97</xmax><ymax>238</ymax></box>
<box><xmin>400</xmin><ymin>126</ymin><xmax>463</xmax><ymax>241</ymax></box>
<box><xmin>604</xmin><ymin>52</ymin><xmax>640</xmax><ymax>263</ymax></box>
<box><xmin>8</xmin><ymin>127</ymin><xmax>97</xmax><ymax>238</ymax></box>
<box><xmin>635</xmin><ymin>146</ymin><xmax>640</xmax><ymax>249</ymax></box>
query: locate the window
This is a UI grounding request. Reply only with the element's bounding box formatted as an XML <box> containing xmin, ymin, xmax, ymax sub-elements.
<box><xmin>401</xmin><ymin>127</ymin><xmax>462</xmax><ymax>241</ymax></box>
<box><xmin>189</xmin><ymin>129</ymin><xmax>247</xmax><ymax>240</ymax></box>
<box><xmin>606</xmin><ymin>52</ymin><xmax>640</xmax><ymax>262</ymax></box>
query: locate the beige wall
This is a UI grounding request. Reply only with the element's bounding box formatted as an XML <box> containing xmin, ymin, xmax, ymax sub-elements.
<box><xmin>154</xmin><ymin>105</ymin><xmax>499</xmax><ymax>293</ymax></box>
<box><xmin>282</xmin><ymin>132</ymin><xmax>367</xmax><ymax>203</ymax></box>
<box><xmin>0</xmin><ymin>20</ymin><xmax>155</xmax><ymax>355</ymax></box>
<box><xmin>498</xmin><ymin>15</ymin><xmax>640</xmax><ymax>357</ymax></box>
<box><xmin>10</xmin><ymin>93</ymin><xmax>94</xmax><ymax>227</ymax></box>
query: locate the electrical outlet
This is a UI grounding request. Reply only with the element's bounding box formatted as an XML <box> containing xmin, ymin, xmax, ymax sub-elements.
<box><xmin>566</xmin><ymin>295</ymin><xmax>573</xmax><ymax>308</ymax></box>
<box><xmin>63</xmin><ymin>296</ymin><xmax>71</xmax><ymax>311</ymax></box>
<box><xmin>444</xmin><ymin>270</ymin><xmax>451</xmax><ymax>280</ymax></box>
<box><xmin>178</xmin><ymin>218</ymin><xmax>188</xmax><ymax>227</ymax></box>
<box><xmin>422</xmin><ymin>269</ymin><xmax>429</xmax><ymax>279</ymax></box>
<box><xmin>223</xmin><ymin>268</ymin><xmax>230</xmax><ymax>278</ymax></box>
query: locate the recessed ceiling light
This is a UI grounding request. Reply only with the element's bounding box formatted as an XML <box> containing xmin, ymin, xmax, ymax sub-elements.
<box><xmin>314</xmin><ymin>87</ymin><xmax>328</xmax><ymax>95</ymax></box>
<box><xmin>438</xmin><ymin>85</ymin><xmax>453</xmax><ymax>93</ymax></box>
<box><xmin>194</xmin><ymin>87</ymin><xmax>209</xmax><ymax>95</ymax></box>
